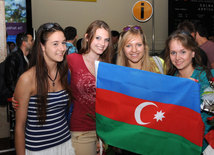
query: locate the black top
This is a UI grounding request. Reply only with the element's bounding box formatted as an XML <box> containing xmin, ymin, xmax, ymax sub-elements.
<box><xmin>5</xmin><ymin>48</ymin><xmax>28</xmax><ymax>97</ymax></box>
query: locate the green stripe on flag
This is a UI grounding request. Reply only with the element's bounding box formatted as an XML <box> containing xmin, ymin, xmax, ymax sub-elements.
<box><xmin>96</xmin><ymin>113</ymin><xmax>201</xmax><ymax>155</ymax></box>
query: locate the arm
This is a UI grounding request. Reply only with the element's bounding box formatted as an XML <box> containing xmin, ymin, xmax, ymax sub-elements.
<box><xmin>14</xmin><ymin>72</ymin><xmax>32</xmax><ymax>155</ymax></box>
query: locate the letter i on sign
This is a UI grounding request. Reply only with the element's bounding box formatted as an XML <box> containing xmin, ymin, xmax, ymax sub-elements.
<box><xmin>132</xmin><ymin>0</ymin><xmax>153</xmax><ymax>22</ymax></box>
<box><xmin>141</xmin><ymin>3</ymin><xmax>144</xmax><ymax>19</ymax></box>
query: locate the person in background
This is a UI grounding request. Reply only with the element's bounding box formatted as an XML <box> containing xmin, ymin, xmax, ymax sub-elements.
<box><xmin>177</xmin><ymin>20</ymin><xmax>196</xmax><ymax>37</ymax></box>
<box><xmin>111</xmin><ymin>30</ymin><xmax>120</xmax><ymax>64</ymax></box>
<box><xmin>5</xmin><ymin>32</ymin><xmax>34</xmax><ymax>139</ymax></box>
<box><xmin>194</xmin><ymin>22</ymin><xmax>214</xmax><ymax>68</ymax></box>
<box><xmin>76</xmin><ymin>38</ymin><xmax>83</xmax><ymax>52</ymax></box>
<box><xmin>176</xmin><ymin>20</ymin><xmax>208</xmax><ymax>66</ymax></box>
<box><xmin>164</xmin><ymin>29</ymin><xmax>214</xmax><ymax>153</ymax></box>
<box><xmin>5</xmin><ymin>32</ymin><xmax>33</xmax><ymax>97</ymax></box>
<box><xmin>66</xmin><ymin>20</ymin><xmax>113</xmax><ymax>155</ymax></box>
<box><xmin>14</xmin><ymin>23</ymin><xmax>75</xmax><ymax>155</ymax></box>
<box><xmin>7</xmin><ymin>42</ymin><xmax>17</xmax><ymax>53</ymax></box>
<box><xmin>64</xmin><ymin>26</ymin><xmax>78</xmax><ymax>55</ymax></box>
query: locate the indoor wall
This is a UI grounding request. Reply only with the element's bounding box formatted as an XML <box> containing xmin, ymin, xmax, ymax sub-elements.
<box><xmin>32</xmin><ymin>0</ymin><xmax>168</xmax><ymax>52</ymax></box>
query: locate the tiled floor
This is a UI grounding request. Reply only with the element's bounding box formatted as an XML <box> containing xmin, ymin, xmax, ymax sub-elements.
<box><xmin>0</xmin><ymin>137</ymin><xmax>15</xmax><ymax>155</ymax></box>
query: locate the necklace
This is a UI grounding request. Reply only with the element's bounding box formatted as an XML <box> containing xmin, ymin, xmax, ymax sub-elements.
<box><xmin>47</xmin><ymin>69</ymin><xmax>58</xmax><ymax>87</ymax></box>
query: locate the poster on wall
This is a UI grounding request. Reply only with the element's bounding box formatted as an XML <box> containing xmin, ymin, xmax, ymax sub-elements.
<box><xmin>5</xmin><ymin>0</ymin><xmax>27</xmax><ymax>43</ymax></box>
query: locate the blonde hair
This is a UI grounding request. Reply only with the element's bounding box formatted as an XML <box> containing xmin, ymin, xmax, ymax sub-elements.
<box><xmin>117</xmin><ymin>26</ymin><xmax>159</xmax><ymax>73</ymax></box>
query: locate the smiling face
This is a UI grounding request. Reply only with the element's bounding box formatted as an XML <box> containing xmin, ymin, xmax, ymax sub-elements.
<box><xmin>123</xmin><ymin>34</ymin><xmax>144</xmax><ymax>68</ymax></box>
<box><xmin>42</xmin><ymin>31</ymin><xmax>66</xmax><ymax>63</ymax></box>
<box><xmin>169</xmin><ymin>39</ymin><xmax>195</xmax><ymax>71</ymax></box>
<box><xmin>89</xmin><ymin>28</ymin><xmax>110</xmax><ymax>56</ymax></box>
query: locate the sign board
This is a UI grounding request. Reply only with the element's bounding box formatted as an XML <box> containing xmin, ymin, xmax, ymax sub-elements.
<box><xmin>168</xmin><ymin>0</ymin><xmax>214</xmax><ymax>36</ymax></box>
<box><xmin>5</xmin><ymin>0</ymin><xmax>32</xmax><ymax>43</ymax></box>
<box><xmin>132</xmin><ymin>0</ymin><xmax>153</xmax><ymax>22</ymax></box>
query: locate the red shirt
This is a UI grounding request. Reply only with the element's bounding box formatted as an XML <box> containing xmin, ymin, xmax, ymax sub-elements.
<box><xmin>67</xmin><ymin>53</ymin><xmax>96</xmax><ymax>131</ymax></box>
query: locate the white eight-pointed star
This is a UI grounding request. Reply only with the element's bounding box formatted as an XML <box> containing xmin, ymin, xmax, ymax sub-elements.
<box><xmin>154</xmin><ymin>110</ymin><xmax>165</xmax><ymax>122</ymax></box>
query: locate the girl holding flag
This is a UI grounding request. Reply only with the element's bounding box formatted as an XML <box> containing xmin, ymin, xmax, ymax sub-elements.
<box><xmin>115</xmin><ymin>25</ymin><xmax>164</xmax><ymax>154</ymax></box>
<box><xmin>164</xmin><ymin>30</ymin><xmax>214</xmax><ymax>153</ymax></box>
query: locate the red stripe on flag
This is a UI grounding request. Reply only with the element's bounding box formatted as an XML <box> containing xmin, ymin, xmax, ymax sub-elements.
<box><xmin>96</xmin><ymin>88</ymin><xmax>204</xmax><ymax>147</ymax></box>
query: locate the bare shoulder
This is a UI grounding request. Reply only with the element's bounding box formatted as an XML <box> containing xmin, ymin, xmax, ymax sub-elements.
<box><xmin>16</xmin><ymin>67</ymin><xmax>36</xmax><ymax>95</ymax></box>
<box><xmin>18</xmin><ymin>68</ymin><xmax>33</xmax><ymax>83</ymax></box>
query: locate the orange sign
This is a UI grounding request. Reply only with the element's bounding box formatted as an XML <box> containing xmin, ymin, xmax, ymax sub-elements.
<box><xmin>132</xmin><ymin>1</ymin><xmax>153</xmax><ymax>22</ymax></box>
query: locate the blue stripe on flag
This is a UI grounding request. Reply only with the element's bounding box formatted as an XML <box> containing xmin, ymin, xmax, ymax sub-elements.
<box><xmin>95</xmin><ymin>61</ymin><xmax>201</xmax><ymax>113</ymax></box>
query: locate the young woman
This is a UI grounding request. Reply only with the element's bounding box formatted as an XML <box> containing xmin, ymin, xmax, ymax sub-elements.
<box><xmin>117</xmin><ymin>25</ymin><xmax>164</xmax><ymax>74</ymax></box>
<box><xmin>115</xmin><ymin>25</ymin><xmax>164</xmax><ymax>155</ymax></box>
<box><xmin>14</xmin><ymin>23</ymin><xmax>75</xmax><ymax>155</ymax></box>
<box><xmin>66</xmin><ymin>20</ymin><xmax>113</xmax><ymax>155</ymax></box>
<box><xmin>164</xmin><ymin>30</ymin><xmax>214</xmax><ymax>152</ymax></box>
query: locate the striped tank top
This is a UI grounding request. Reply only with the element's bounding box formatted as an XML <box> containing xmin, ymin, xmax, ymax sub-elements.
<box><xmin>25</xmin><ymin>90</ymin><xmax>71</xmax><ymax>151</ymax></box>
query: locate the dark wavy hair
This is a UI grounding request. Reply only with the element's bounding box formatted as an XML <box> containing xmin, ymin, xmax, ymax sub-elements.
<box><xmin>29</xmin><ymin>23</ymin><xmax>71</xmax><ymax>124</ymax></box>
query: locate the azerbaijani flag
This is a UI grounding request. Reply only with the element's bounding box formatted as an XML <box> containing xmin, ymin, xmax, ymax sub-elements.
<box><xmin>95</xmin><ymin>61</ymin><xmax>204</xmax><ymax>155</ymax></box>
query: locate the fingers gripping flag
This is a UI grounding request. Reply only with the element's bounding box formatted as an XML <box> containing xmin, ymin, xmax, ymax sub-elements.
<box><xmin>95</xmin><ymin>61</ymin><xmax>204</xmax><ymax>155</ymax></box>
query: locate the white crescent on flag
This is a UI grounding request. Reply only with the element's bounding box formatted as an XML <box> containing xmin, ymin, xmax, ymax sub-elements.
<box><xmin>134</xmin><ymin>102</ymin><xmax>157</xmax><ymax>125</ymax></box>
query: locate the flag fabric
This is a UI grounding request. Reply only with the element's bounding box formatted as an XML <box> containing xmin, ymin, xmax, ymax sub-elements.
<box><xmin>95</xmin><ymin>61</ymin><xmax>204</xmax><ymax>155</ymax></box>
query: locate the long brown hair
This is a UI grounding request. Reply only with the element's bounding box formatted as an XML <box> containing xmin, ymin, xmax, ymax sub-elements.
<box><xmin>79</xmin><ymin>20</ymin><xmax>113</xmax><ymax>63</ymax></box>
<box><xmin>29</xmin><ymin>23</ymin><xmax>71</xmax><ymax>124</ymax></box>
